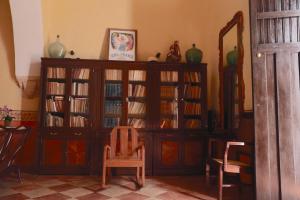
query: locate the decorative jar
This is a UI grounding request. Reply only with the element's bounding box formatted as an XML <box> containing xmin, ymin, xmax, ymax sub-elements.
<box><xmin>185</xmin><ymin>43</ymin><xmax>203</xmax><ymax>64</ymax></box>
<box><xmin>48</xmin><ymin>35</ymin><xmax>66</xmax><ymax>58</ymax></box>
<box><xmin>226</xmin><ymin>46</ymin><xmax>238</xmax><ymax>66</ymax></box>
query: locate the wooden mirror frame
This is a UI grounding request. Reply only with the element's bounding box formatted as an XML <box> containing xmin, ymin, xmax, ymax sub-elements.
<box><xmin>219</xmin><ymin>11</ymin><xmax>245</xmax><ymax>129</ymax></box>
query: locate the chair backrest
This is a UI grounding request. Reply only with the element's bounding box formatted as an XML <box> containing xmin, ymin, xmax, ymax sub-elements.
<box><xmin>223</xmin><ymin>141</ymin><xmax>244</xmax><ymax>172</ymax></box>
<box><xmin>109</xmin><ymin>126</ymin><xmax>139</xmax><ymax>159</ymax></box>
<box><xmin>0</xmin><ymin>126</ymin><xmax>30</xmax><ymax>172</ymax></box>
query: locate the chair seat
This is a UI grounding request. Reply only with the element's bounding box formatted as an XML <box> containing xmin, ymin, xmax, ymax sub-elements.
<box><xmin>106</xmin><ymin>158</ymin><xmax>143</xmax><ymax>167</ymax></box>
<box><xmin>213</xmin><ymin>158</ymin><xmax>250</xmax><ymax>167</ymax></box>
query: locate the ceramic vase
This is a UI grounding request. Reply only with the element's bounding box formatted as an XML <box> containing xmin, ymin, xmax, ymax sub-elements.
<box><xmin>185</xmin><ymin>44</ymin><xmax>203</xmax><ymax>64</ymax></box>
<box><xmin>48</xmin><ymin>35</ymin><xmax>66</xmax><ymax>58</ymax></box>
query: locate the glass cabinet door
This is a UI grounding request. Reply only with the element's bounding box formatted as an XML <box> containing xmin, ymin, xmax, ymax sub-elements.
<box><xmin>160</xmin><ymin>71</ymin><xmax>179</xmax><ymax>129</ymax></box>
<box><xmin>183</xmin><ymin>71</ymin><xmax>202</xmax><ymax>129</ymax></box>
<box><xmin>45</xmin><ymin>67</ymin><xmax>66</xmax><ymax>127</ymax></box>
<box><xmin>69</xmin><ymin>68</ymin><xmax>90</xmax><ymax>127</ymax></box>
<box><xmin>103</xmin><ymin>69</ymin><xmax>122</xmax><ymax>128</ymax></box>
<box><xmin>127</xmin><ymin>70</ymin><xmax>147</xmax><ymax>128</ymax></box>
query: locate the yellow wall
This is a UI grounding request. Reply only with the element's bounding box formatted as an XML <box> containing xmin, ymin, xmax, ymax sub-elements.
<box><xmin>0</xmin><ymin>0</ymin><xmax>252</xmax><ymax>111</ymax></box>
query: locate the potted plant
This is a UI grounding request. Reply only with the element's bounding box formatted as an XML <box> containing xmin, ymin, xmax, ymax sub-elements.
<box><xmin>0</xmin><ymin>105</ymin><xmax>15</xmax><ymax>127</ymax></box>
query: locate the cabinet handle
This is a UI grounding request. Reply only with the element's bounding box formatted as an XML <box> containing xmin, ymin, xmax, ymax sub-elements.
<box><xmin>69</xmin><ymin>96</ymin><xmax>72</xmax><ymax>102</ymax></box>
<box><xmin>49</xmin><ymin>132</ymin><xmax>58</xmax><ymax>136</ymax></box>
<box><xmin>74</xmin><ymin>132</ymin><xmax>82</xmax><ymax>136</ymax></box>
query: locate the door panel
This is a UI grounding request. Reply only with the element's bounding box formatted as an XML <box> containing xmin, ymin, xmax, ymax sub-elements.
<box><xmin>251</xmin><ymin>0</ymin><xmax>300</xmax><ymax>199</ymax></box>
<box><xmin>161</xmin><ymin>141</ymin><xmax>179</xmax><ymax>166</ymax></box>
<box><xmin>43</xmin><ymin>139</ymin><xmax>64</xmax><ymax>166</ymax></box>
<box><xmin>66</xmin><ymin>140</ymin><xmax>87</xmax><ymax>166</ymax></box>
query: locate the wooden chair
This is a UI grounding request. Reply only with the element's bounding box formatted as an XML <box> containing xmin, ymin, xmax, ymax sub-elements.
<box><xmin>102</xmin><ymin>126</ymin><xmax>145</xmax><ymax>187</ymax></box>
<box><xmin>0</xmin><ymin>126</ymin><xmax>30</xmax><ymax>182</ymax></box>
<box><xmin>213</xmin><ymin>141</ymin><xmax>249</xmax><ymax>200</ymax></box>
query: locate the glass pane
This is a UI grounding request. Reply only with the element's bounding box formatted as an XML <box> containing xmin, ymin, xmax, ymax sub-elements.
<box><xmin>46</xmin><ymin>67</ymin><xmax>66</xmax><ymax>127</ymax></box>
<box><xmin>183</xmin><ymin>71</ymin><xmax>202</xmax><ymax>129</ymax></box>
<box><xmin>104</xmin><ymin>69</ymin><xmax>123</xmax><ymax>128</ymax></box>
<box><xmin>70</xmin><ymin>68</ymin><xmax>90</xmax><ymax>127</ymax></box>
<box><xmin>160</xmin><ymin>71</ymin><xmax>178</xmax><ymax>82</ymax></box>
<box><xmin>184</xmin><ymin>72</ymin><xmax>201</xmax><ymax>83</ymax></box>
<box><xmin>128</xmin><ymin>70</ymin><xmax>146</xmax><ymax>128</ymax></box>
<box><xmin>160</xmin><ymin>71</ymin><xmax>178</xmax><ymax>129</ymax></box>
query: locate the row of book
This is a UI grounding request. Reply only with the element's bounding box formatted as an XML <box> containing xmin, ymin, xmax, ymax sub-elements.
<box><xmin>47</xmin><ymin>67</ymin><xmax>65</xmax><ymax>79</ymax></box>
<box><xmin>160</xmin><ymin>119</ymin><xmax>178</xmax><ymax>129</ymax></box>
<box><xmin>104</xmin><ymin>101</ymin><xmax>122</xmax><ymax>115</ymax></box>
<box><xmin>72</xmin><ymin>68</ymin><xmax>90</xmax><ymax>79</ymax></box>
<box><xmin>184</xmin><ymin>103</ymin><xmax>201</xmax><ymax>115</ymax></box>
<box><xmin>185</xmin><ymin>119</ymin><xmax>201</xmax><ymax>128</ymax></box>
<box><xmin>103</xmin><ymin>117</ymin><xmax>120</xmax><ymax>128</ymax></box>
<box><xmin>47</xmin><ymin>82</ymin><xmax>65</xmax><ymax>95</ymax></box>
<box><xmin>46</xmin><ymin>99</ymin><xmax>64</xmax><ymax>112</ymax></box>
<box><xmin>161</xmin><ymin>71</ymin><xmax>178</xmax><ymax>82</ymax></box>
<box><xmin>105</xmin><ymin>69</ymin><xmax>122</xmax><ymax>80</ymax></box>
<box><xmin>128</xmin><ymin>84</ymin><xmax>146</xmax><ymax>97</ymax></box>
<box><xmin>72</xmin><ymin>82</ymin><xmax>89</xmax><ymax>96</ymax></box>
<box><xmin>184</xmin><ymin>72</ymin><xmax>201</xmax><ymax>83</ymax></box>
<box><xmin>70</xmin><ymin>116</ymin><xmax>88</xmax><ymax>127</ymax></box>
<box><xmin>105</xmin><ymin>84</ymin><xmax>122</xmax><ymax>97</ymax></box>
<box><xmin>70</xmin><ymin>99</ymin><xmax>89</xmax><ymax>113</ymax></box>
<box><xmin>46</xmin><ymin>114</ymin><xmax>64</xmax><ymax>127</ymax></box>
<box><xmin>160</xmin><ymin>86</ymin><xmax>178</xmax><ymax>98</ymax></box>
<box><xmin>128</xmin><ymin>118</ymin><xmax>145</xmax><ymax>128</ymax></box>
<box><xmin>128</xmin><ymin>102</ymin><xmax>146</xmax><ymax>115</ymax></box>
<box><xmin>160</xmin><ymin>101</ymin><xmax>178</xmax><ymax>115</ymax></box>
<box><xmin>184</xmin><ymin>85</ymin><xmax>201</xmax><ymax>99</ymax></box>
<box><xmin>129</xmin><ymin>70</ymin><xmax>146</xmax><ymax>81</ymax></box>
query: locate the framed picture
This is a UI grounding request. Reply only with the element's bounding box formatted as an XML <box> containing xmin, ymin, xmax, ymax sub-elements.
<box><xmin>108</xmin><ymin>28</ymin><xmax>137</xmax><ymax>61</ymax></box>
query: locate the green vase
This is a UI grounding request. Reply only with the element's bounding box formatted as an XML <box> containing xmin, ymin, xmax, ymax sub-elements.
<box><xmin>48</xmin><ymin>35</ymin><xmax>66</xmax><ymax>58</ymax></box>
<box><xmin>227</xmin><ymin>46</ymin><xmax>238</xmax><ymax>66</ymax></box>
<box><xmin>185</xmin><ymin>44</ymin><xmax>203</xmax><ymax>64</ymax></box>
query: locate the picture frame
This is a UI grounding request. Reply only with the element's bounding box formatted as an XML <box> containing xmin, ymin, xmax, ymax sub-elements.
<box><xmin>108</xmin><ymin>28</ymin><xmax>137</xmax><ymax>61</ymax></box>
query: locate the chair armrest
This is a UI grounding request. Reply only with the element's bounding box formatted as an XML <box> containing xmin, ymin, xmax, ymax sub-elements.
<box><xmin>103</xmin><ymin>145</ymin><xmax>111</xmax><ymax>159</ymax></box>
<box><xmin>227</xmin><ymin>141</ymin><xmax>245</xmax><ymax>147</ymax></box>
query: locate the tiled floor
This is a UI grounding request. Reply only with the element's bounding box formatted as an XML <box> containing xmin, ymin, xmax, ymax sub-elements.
<box><xmin>0</xmin><ymin>174</ymin><xmax>254</xmax><ymax>200</ymax></box>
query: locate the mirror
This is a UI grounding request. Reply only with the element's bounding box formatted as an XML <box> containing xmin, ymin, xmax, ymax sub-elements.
<box><xmin>219</xmin><ymin>11</ymin><xmax>245</xmax><ymax>130</ymax></box>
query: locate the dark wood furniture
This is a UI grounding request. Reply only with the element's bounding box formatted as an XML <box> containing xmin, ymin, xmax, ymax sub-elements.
<box><xmin>38</xmin><ymin>58</ymin><xmax>208</xmax><ymax>175</ymax></box>
<box><xmin>0</xmin><ymin>126</ymin><xmax>31</xmax><ymax>181</ymax></box>
<box><xmin>102</xmin><ymin>126</ymin><xmax>145</xmax><ymax>187</ymax></box>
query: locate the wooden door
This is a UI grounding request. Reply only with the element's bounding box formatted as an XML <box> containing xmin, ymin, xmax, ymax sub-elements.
<box><xmin>250</xmin><ymin>1</ymin><xmax>300</xmax><ymax>199</ymax></box>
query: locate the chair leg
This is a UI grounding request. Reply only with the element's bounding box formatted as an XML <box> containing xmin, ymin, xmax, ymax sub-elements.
<box><xmin>142</xmin><ymin>166</ymin><xmax>145</xmax><ymax>186</ymax></box>
<box><xmin>136</xmin><ymin>167</ymin><xmax>140</xmax><ymax>185</ymax></box>
<box><xmin>218</xmin><ymin>165</ymin><xmax>223</xmax><ymax>200</ymax></box>
<box><xmin>102</xmin><ymin>165</ymin><xmax>106</xmax><ymax>187</ymax></box>
<box><xmin>206</xmin><ymin>162</ymin><xmax>210</xmax><ymax>183</ymax></box>
<box><xmin>16</xmin><ymin>167</ymin><xmax>22</xmax><ymax>183</ymax></box>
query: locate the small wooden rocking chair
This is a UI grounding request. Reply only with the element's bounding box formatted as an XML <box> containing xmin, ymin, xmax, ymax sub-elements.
<box><xmin>102</xmin><ymin>126</ymin><xmax>145</xmax><ymax>187</ymax></box>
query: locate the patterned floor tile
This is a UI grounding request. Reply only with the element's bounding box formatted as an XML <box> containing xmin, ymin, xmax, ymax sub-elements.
<box><xmin>116</xmin><ymin>192</ymin><xmax>149</xmax><ymax>200</ymax></box>
<box><xmin>0</xmin><ymin>193</ymin><xmax>29</xmax><ymax>200</ymax></box>
<box><xmin>0</xmin><ymin>188</ymin><xmax>19</xmax><ymax>197</ymax></box>
<box><xmin>60</xmin><ymin>188</ymin><xmax>93</xmax><ymax>198</ymax></box>
<box><xmin>22</xmin><ymin>188</ymin><xmax>56</xmax><ymax>199</ymax></box>
<box><xmin>12</xmin><ymin>183</ymin><xmax>41</xmax><ymax>191</ymax></box>
<box><xmin>33</xmin><ymin>193</ymin><xmax>70</xmax><ymax>200</ymax></box>
<box><xmin>49</xmin><ymin>184</ymin><xmax>78</xmax><ymax>192</ymax></box>
<box><xmin>77</xmin><ymin>192</ymin><xmax>111</xmax><ymax>200</ymax></box>
<box><xmin>98</xmin><ymin>185</ymin><xmax>132</xmax><ymax>197</ymax></box>
<box><xmin>156</xmin><ymin>191</ymin><xmax>201</xmax><ymax>200</ymax></box>
<box><xmin>136</xmin><ymin>186</ymin><xmax>167</xmax><ymax>197</ymax></box>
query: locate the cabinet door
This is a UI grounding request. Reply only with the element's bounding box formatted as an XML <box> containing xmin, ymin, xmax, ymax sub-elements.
<box><xmin>66</xmin><ymin>139</ymin><xmax>88</xmax><ymax>167</ymax></box>
<box><xmin>159</xmin><ymin>70</ymin><xmax>179</xmax><ymax>129</ymax></box>
<box><xmin>154</xmin><ymin>133</ymin><xmax>181</xmax><ymax>175</ymax></box>
<box><xmin>44</xmin><ymin>67</ymin><xmax>66</xmax><ymax>127</ymax></box>
<box><xmin>42</xmin><ymin>139</ymin><xmax>64</xmax><ymax>167</ymax></box>
<box><xmin>69</xmin><ymin>67</ymin><xmax>91</xmax><ymax>128</ymax></box>
<box><xmin>103</xmin><ymin>69</ymin><xmax>123</xmax><ymax>128</ymax></box>
<box><xmin>183</xmin><ymin>71</ymin><xmax>202</xmax><ymax>129</ymax></box>
<box><xmin>127</xmin><ymin>69</ymin><xmax>147</xmax><ymax>128</ymax></box>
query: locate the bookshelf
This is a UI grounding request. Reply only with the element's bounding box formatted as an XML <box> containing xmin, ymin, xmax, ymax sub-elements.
<box><xmin>39</xmin><ymin>58</ymin><xmax>207</xmax><ymax>175</ymax></box>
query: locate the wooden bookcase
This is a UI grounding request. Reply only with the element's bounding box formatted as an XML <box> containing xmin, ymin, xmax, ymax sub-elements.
<box><xmin>38</xmin><ymin>58</ymin><xmax>208</xmax><ymax>175</ymax></box>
